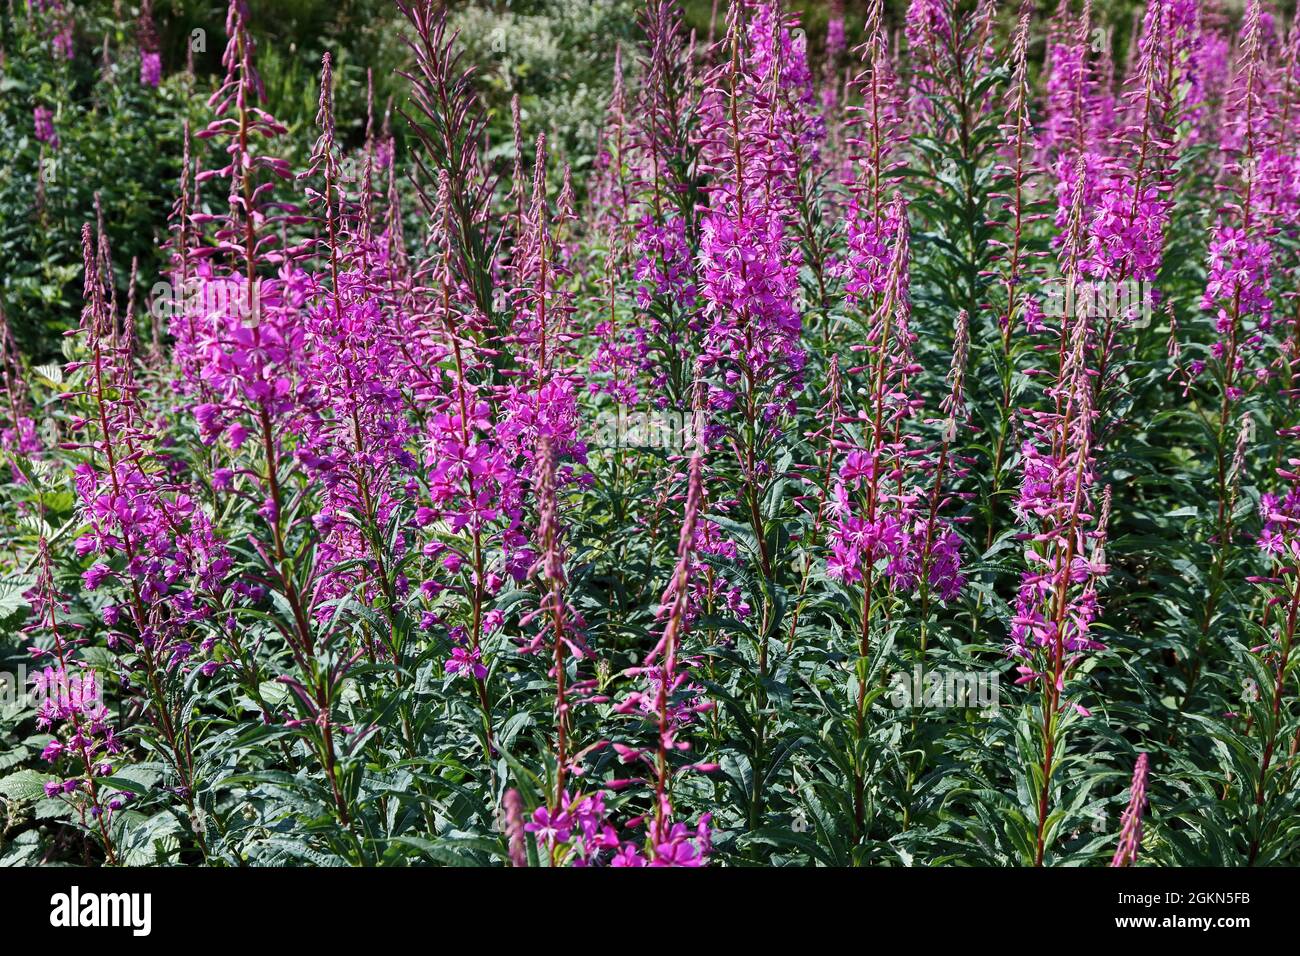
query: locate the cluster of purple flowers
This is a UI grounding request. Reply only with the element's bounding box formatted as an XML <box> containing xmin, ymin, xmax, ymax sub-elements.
<box><xmin>33</xmin><ymin>105</ymin><xmax>58</xmax><ymax>147</ymax></box>
<box><xmin>29</xmin><ymin>0</ymin><xmax>75</xmax><ymax>61</ymax></box>
<box><xmin>137</xmin><ymin>0</ymin><xmax>162</xmax><ymax>88</ymax></box>
<box><xmin>71</xmin><ymin>224</ymin><xmax>232</xmax><ymax>677</ymax></box>
<box><xmin>1008</xmin><ymin>316</ymin><xmax>1109</xmax><ymax>687</ymax></box>
<box><xmin>695</xmin><ymin>2</ymin><xmax>822</xmax><ymax>416</ymax></box>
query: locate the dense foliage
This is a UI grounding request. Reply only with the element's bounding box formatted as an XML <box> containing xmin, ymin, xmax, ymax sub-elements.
<box><xmin>1</xmin><ymin>0</ymin><xmax>1299</xmax><ymax>868</ymax></box>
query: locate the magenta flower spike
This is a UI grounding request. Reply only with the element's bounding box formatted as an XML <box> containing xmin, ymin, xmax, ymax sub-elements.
<box><xmin>137</xmin><ymin>0</ymin><xmax>161</xmax><ymax>87</ymax></box>
<box><xmin>1110</xmin><ymin>753</ymin><xmax>1150</xmax><ymax>866</ymax></box>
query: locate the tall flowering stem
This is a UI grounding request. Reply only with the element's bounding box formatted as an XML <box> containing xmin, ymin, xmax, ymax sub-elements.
<box><xmin>1110</xmin><ymin>752</ymin><xmax>1149</xmax><ymax>867</ymax></box>
<box><xmin>606</xmin><ymin>399</ymin><xmax>714</xmax><ymax>867</ymax></box>
<box><xmin>825</xmin><ymin>194</ymin><xmax>923</xmax><ymax>841</ymax></box>
<box><xmin>397</xmin><ymin>1</ymin><xmax>498</xmax><ymax>330</ymax></box>
<box><xmin>421</xmin><ymin>169</ymin><xmax>501</xmax><ymax>762</ymax></box>
<box><xmin>535</xmin><ymin>436</ymin><xmax>572</xmax><ymax>807</ymax></box>
<box><xmin>0</xmin><ymin>301</ymin><xmax>38</xmax><ymax>457</ymax></box>
<box><xmin>983</xmin><ymin>2</ymin><xmax>1044</xmax><ymax>548</ymax></box>
<box><xmin>68</xmin><ymin>222</ymin><xmax>224</xmax><ymax>858</ymax></box>
<box><xmin>916</xmin><ymin>308</ymin><xmax>970</xmax><ymax>651</ymax></box>
<box><xmin>137</xmin><ymin>0</ymin><xmax>161</xmax><ymax>87</ymax></box>
<box><xmin>1244</xmin><ymin>464</ymin><xmax>1300</xmax><ymax>864</ymax></box>
<box><xmin>629</xmin><ymin>0</ymin><xmax>704</xmax><ymax>408</ymax></box>
<box><xmin>652</xmin><ymin>441</ymin><xmax>705</xmax><ymax>835</ymax></box>
<box><xmin>187</xmin><ymin>0</ymin><xmax>355</xmax><ymax>830</ymax></box>
<box><xmin>694</xmin><ymin>0</ymin><xmax>817</xmax><ymax>830</ymax></box>
<box><xmin>786</xmin><ymin>354</ymin><xmax>842</xmax><ymax>651</ymax></box>
<box><xmin>1011</xmin><ymin>294</ymin><xmax>1110</xmax><ymax>863</ymax></box>
<box><xmin>1180</xmin><ymin>0</ymin><xmax>1278</xmax><ymax>711</ymax></box>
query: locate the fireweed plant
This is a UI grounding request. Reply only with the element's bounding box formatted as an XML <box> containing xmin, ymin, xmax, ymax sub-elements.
<box><xmin>0</xmin><ymin>0</ymin><xmax>1299</xmax><ymax>867</ymax></box>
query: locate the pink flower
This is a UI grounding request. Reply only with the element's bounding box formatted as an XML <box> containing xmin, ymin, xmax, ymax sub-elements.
<box><xmin>445</xmin><ymin>646</ymin><xmax>487</xmax><ymax>681</ymax></box>
<box><xmin>33</xmin><ymin>106</ymin><xmax>58</xmax><ymax>148</ymax></box>
<box><xmin>523</xmin><ymin>805</ymin><xmax>572</xmax><ymax>846</ymax></box>
<box><xmin>140</xmin><ymin>51</ymin><xmax>162</xmax><ymax>88</ymax></box>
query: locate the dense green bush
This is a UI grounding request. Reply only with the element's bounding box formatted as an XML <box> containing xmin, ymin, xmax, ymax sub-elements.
<box><xmin>0</xmin><ymin>3</ymin><xmax>196</xmax><ymax>359</ymax></box>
